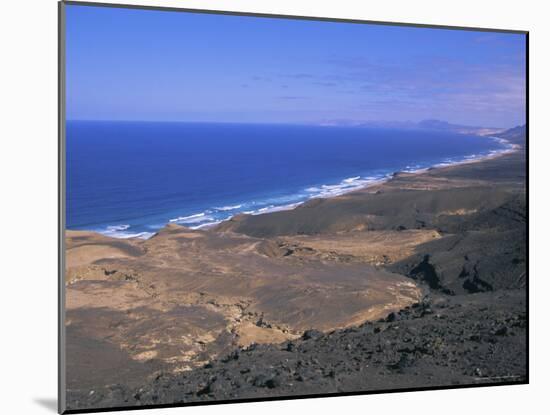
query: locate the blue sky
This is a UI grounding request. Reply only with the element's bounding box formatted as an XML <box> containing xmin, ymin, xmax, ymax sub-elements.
<box><xmin>66</xmin><ymin>4</ymin><xmax>526</xmax><ymax>127</ymax></box>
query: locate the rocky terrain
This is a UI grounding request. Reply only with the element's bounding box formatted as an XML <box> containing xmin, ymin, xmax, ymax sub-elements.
<box><xmin>64</xmin><ymin>127</ymin><xmax>527</xmax><ymax>412</ymax></box>
<box><xmin>67</xmin><ymin>290</ymin><xmax>526</xmax><ymax>409</ymax></box>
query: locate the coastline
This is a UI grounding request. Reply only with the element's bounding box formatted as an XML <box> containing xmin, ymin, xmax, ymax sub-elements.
<box><xmin>195</xmin><ymin>134</ymin><xmax>521</xmax><ymax>232</ymax></box>
<box><xmin>73</xmin><ymin>133</ymin><xmax>518</xmax><ymax>239</ymax></box>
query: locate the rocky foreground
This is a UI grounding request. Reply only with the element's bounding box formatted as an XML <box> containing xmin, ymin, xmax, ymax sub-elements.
<box><xmin>68</xmin><ymin>289</ymin><xmax>526</xmax><ymax>409</ymax></box>
<box><xmin>65</xmin><ymin>127</ymin><xmax>527</xmax><ymax>411</ymax></box>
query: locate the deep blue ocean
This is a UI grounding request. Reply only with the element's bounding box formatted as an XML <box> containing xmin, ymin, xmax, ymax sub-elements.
<box><xmin>66</xmin><ymin>121</ymin><xmax>509</xmax><ymax>238</ymax></box>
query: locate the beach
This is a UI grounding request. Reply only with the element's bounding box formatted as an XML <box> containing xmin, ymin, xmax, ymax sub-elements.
<box><xmin>65</xmin><ymin>126</ymin><xmax>526</xmax><ymax>410</ymax></box>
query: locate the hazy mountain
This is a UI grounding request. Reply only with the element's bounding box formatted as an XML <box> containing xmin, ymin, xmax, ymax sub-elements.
<box><xmin>495</xmin><ymin>124</ymin><xmax>527</xmax><ymax>144</ymax></box>
<box><xmin>319</xmin><ymin>118</ymin><xmax>505</xmax><ymax>136</ymax></box>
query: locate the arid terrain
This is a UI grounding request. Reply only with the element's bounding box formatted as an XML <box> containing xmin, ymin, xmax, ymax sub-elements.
<box><xmin>64</xmin><ymin>127</ymin><xmax>527</xmax><ymax>411</ymax></box>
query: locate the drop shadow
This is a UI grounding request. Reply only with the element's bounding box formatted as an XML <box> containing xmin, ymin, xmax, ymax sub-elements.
<box><xmin>34</xmin><ymin>398</ymin><xmax>57</xmax><ymax>412</ymax></box>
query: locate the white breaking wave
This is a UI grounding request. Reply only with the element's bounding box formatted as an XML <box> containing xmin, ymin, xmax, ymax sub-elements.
<box><xmin>214</xmin><ymin>204</ymin><xmax>242</xmax><ymax>211</ymax></box>
<box><xmin>244</xmin><ymin>202</ymin><xmax>303</xmax><ymax>216</ymax></box>
<box><xmin>96</xmin><ymin>224</ymin><xmax>154</xmax><ymax>239</ymax></box>
<box><xmin>106</xmin><ymin>224</ymin><xmax>130</xmax><ymax>231</ymax></box>
<box><xmin>304</xmin><ymin>175</ymin><xmax>386</xmax><ymax>199</ymax></box>
<box><xmin>343</xmin><ymin>176</ymin><xmax>361</xmax><ymax>183</ymax></box>
<box><xmin>189</xmin><ymin>220</ymin><xmax>223</xmax><ymax>230</ymax></box>
<box><xmin>169</xmin><ymin>212</ymin><xmax>213</xmax><ymax>224</ymax></box>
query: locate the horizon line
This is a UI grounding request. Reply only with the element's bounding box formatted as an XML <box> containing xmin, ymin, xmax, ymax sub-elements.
<box><xmin>66</xmin><ymin>118</ymin><xmax>518</xmax><ymax>130</ymax></box>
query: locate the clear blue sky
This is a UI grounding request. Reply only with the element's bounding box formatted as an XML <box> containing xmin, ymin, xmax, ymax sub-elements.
<box><xmin>65</xmin><ymin>4</ymin><xmax>526</xmax><ymax>127</ymax></box>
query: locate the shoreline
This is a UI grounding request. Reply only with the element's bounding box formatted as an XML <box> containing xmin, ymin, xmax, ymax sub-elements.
<box><xmin>196</xmin><ymin>135</ymin><xmax>520</xmax><ymax>231</ymax></box>
<box><xmin>69</xmin><ymin>135</ymin><xmax>519</xmax><ymax>239</ymax></box>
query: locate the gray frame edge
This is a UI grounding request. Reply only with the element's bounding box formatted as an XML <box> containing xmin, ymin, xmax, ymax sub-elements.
<box><xmin>62</xmin><ymin>0</ymin><xmax>528</xmax><ymax>34</ymax></box>
<box><xmin>58</xmin><ymin>1</ymin><xmax>67</xmax><ymax>413</ymax></box>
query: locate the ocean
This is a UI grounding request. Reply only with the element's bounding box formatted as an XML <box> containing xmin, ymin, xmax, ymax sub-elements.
<box><xmin>66</xmin><ymin>121</ymin><xmax>510</xmax><ymax>238</ymax></box>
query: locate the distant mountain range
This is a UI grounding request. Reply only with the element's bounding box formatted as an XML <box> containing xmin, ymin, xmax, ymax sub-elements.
<box><xmin>319</xmin><ymin>118</ymin><xmax>508</xmax><ymax>136</ymax></box>
<box><xmin>495</xmin><ymin>124</ymin><xmax>527</xmax><ymax>144</ymax></box>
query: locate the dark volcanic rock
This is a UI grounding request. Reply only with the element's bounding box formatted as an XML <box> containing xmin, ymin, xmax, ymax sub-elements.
<box><xmin>409</xmin><ymin>255</ymin><xmax>441</xmax><ymax>289</ymax></box>
<box><xmin>66</xmin><ymin>291</ymin><xmax>527</xmax><ymax>411</ymax></box>
<box><xmin>389</xmin><ymin>213</ymin><xmax>526</xmax><ymax>295</ymax></box>
<box><xmin>302</xmin><ymin>329</ymin><xmax>324</xmax><ymax>340</ymax></box>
